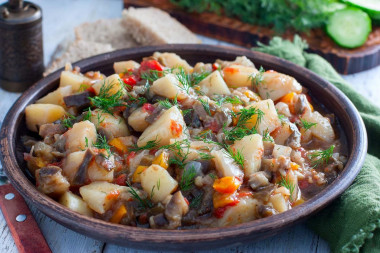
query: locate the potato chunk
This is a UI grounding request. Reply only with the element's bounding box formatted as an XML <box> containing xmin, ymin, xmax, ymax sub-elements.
<box><xmin>59</xmin><ymin>71</ymin><xmax>92</xmax><ymax>92</ymax></box>
<box><xmin>92</xmin><ymin>74</ymin><xmax>127</xmax><ymax>96</ymax></box>
<box><xmin>232</xmin><ymin>134</ymin><xmax>263</xmax><ymax>177</ymax></box>
<box><xmin>113</xmin><ymin>60</ymin><xmax>140</xmax><ymax>74</ymax></box>
<box><xmin>90</xmin><ymin>109</ymin><xmax>129</xmax><ymax>138</ymax></box>
<box><xmin>36</xmin><ymin>86</ymin><xmax>72</xmax><ymax>108</ymax></box>
<box><xmin>65</xmin><ymin>120</ymin><xmax>97</xmax><ymax>153</ymax></box>
<box><xmin>153</xmin><ymin>52</ymin><xmax>192</xmax><ymax>72</ymax></box>
<box><xmin>223</xmin><ymin>64</ymin><xmax>258</xmax><ymax>88</ymax></box>
<box><xmin>211</xmin><ymin>149</ymin><xmax>244</xmax><ymax>178</ymax></box>
<box><xmin>137</xmin><ymin>106</ymin><xmax>188</xmax><ymax>147</ymax></box>
<box><xmin>245</xmin><ymin>99</ymin><xmax>281</xmax><ymax>134</ymax></box>
<box><xmin>301</xmin><ymin>110</ymin><xmax>335</xmax><ymax>143</ymax></box>
<box><xmin>258</xmin><ymin>71</ymin><xmax>302</xmax><ymax>101</ymax></box>
<box><xmin>25</xmin><ymin>104</ymin><xmax>66</xmax><ymax>132</ymax></box>
<box><xmin>128</xmin><ymin>107</ymin><xmax>150</xmax><ymax>132</ymax></box>
<box><xmin>151</xmin><ymin>73</ymin><xmax>186</xmax><ymax>99</ymax></box>
<box><xmin>62</xmin><ymin>150</ymin><xmax>86</xmax><ymax>183</ymax></box>
<box><xmin>140</xmin><ymin>164</ymin><xmax>178</xmax><ymax>203</ymax></box>
<box><xmin>59</xmin><ymin>191</ymin><xmax>93</xmax><ymax>217</ymax></box>
<box><xmin>79</xmin><ymin>181</ymin><xmax>127</xmax><ymax>214</ymax></box>
<box><xmin>217</xmin><ymin>196</ymin><xmax>257</xmax><ymax>227</ymax></box>
<box><xmin>197</xmin><ymin>71</ymin><xmax>231</xmax><ymax>96</ymax></box>
<box><xmin>272</xmin><ymin>144</ymin><xmax>292</xmax><ymax>158</ymax></box>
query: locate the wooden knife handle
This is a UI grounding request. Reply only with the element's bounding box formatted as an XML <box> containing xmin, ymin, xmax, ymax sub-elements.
<box><xmin>0</xmin><ymin>184</ymin><xmax>51</xmax><ymax>253</ymax></box>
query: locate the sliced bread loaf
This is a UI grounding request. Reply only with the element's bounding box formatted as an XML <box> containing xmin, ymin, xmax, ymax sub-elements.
<box><xmin>75</xmin><ymin>18</ymin><xmax>138</xmax><ymax>49</ymax></box>
<box><xmin>122</xmin><ymin>7</ymin><xmax>201</xmax><ymax>45</ymax></box>
<box><xmin>44</xmin><ymin>40</ymin><xmax>113</xmax><ymax>76</ymax></box>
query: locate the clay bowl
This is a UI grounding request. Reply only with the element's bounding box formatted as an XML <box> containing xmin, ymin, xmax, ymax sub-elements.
<box><xmin>0</xmin><ymin>44</ymin><xmax>367</xmax><ymax>250</ymax></box>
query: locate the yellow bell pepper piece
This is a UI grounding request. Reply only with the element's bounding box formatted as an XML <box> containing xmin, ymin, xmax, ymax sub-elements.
<box><xmin>213</xmin><ymin>176</ymin><xmax>241</xmax><ymax>194</ymax></box>
<box><xmin>152</xmin><ymin>152</ymin><xmax>169</xmax><ymax>169</ymax></box>
<box><xmin>279</xmin><ymin>92</ymin><xmax>296</xmax><ymax>114</ymax></box>
<box><xmin>213</xmin><ymin>192</ymin><xmax>239</xmax><ymax>209</ymax></box>
<box><xmin>109</xmin><ymin>138</ymin><xmax>128</xmax><ymax>153</ymax></box>
<box><xmin>290</xmin><ymin>162</ymin><xmax>300</xmax><ymax>171</ymax></box>
<box><xmin>132</xmin><ymin>165</ymin><xmax>148</xmax><ymax>183</ymax></box>
<box><xmin>110</xmin><ymin>205</ymin><xmax>127</xmax><ymax>224</ymax></box>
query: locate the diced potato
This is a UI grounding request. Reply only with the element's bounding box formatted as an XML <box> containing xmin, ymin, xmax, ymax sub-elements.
<box><xmin>245</xmin><ymin>99</ymin><xmax>281</xmax><ymax>134</ymax></box>
<box><xmin>211</xmin><ymin>149</ymin><xmax>244</xmax><ymax>178</ymax></box>
<box><xmin>79</xmin><ymin>181</ymin><xmax>126</xmax><ymax>214</ymax></box>
<box><xmin>197</xmin><ymin>71</ymin><xmax>231</xmax><ymax>96</ymax></box>
<box><xmin>25</xmin><ymin>104</ymin><xmax>66</xmax><ymax>132</ymax></box>
<box><xmin>137</xmin><ymin>106</ymin><xmax>188</xmax><ymax>147</ymax></box>
<box><xmin>270</xmin><ymin>193</ymin><xmax>289</xmax><ymax>213</ymax></box>
<box><xmin>217</xmin><ymin>196</ymin><xmax>257</xmax><ymax>227</ymax></box>
<box><xmin>59</xmin><ymin>191</ymin><xmax>93</xmax><ymax>217</ymax></box>
<box><xmin>90</xmin><ymin>109</ymin><xmax>129</xmax><ymax>137</ymax></box>
<box><xmin>258</xmin><ymin>71</ymin><xmax>302</xmax><ymax>101</ymax></box>
<box><xmin>87</xmin><ymin>156</ymin><xmax>115</xmax><ymax>182</ymax></box>
<box><xmin>301</xmin><ymin>110</ymin><xmax>335</xmax><ymax>143</ymax></box>
<box><xmin>272</xmin><ymin>144</ymin><xmax>292</xmax><ymax>158</ymax></box>
<box><xmin>232</xmin><ymin>134</ymin><xmax>263</xmax><ymax>177</ymax></box>
<box><xmin>113</xmin><ymin>60</ymin><xmax>140</xmax><ymax>74</ymax></box>
<box><xmin>140</xmin><ymin>164</ymin><xmax>178</xmax><ymax>203</ymax></box>
<box><xmin>151</xmin><ymin>73</ymin><xmax>186</xmax><ymax>100</ymax></box>
<box><xmin>92</xmin><ymin>74</ymin><xmax>127</xmax><ymax>96</ymax></box>
<box><xmin>271</xmin><ymin>123</ymin><xmax>293</xmax><ymax>145</ymax></box>
<box><xmin>65</xmin><ymin>120</ymin><xmax>97</xmax><ymax>153</ymax></box>
<box><xmin>62</xmin><ymin>150</ymin><xmax>86</xmax><ymax>183</ymax></box>
<box><xmin>128</xmin><ymin>107</ymin><xmax>150</xmax><ymax>132</ymax></box>
<box><xmin>153</xmin><ymin>52</ymin><xmax>193</xmax><ymax>72</ymax></box>
<box><xmin>223</xmin><ymin>64</ymin><xmax>258</xmax><ymax>88</ymax></box>
<box><xmin>36</xmin><ymin>86</ymin><xmax>72</xmax><ymax>108</ymax></box>
<box><xmin>59</xmin><ymin>71</ymin><xmax>92</xmax><ymax>92</ymax></box>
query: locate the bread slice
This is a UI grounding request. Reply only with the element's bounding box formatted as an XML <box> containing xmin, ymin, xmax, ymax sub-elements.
<box><xmin>122</xmin><ymin>7</ymin><xmax>201</xmax><ymax>45</ymax></box>
<box><xmin>75</xmin><ymin>18</ymin><xmax>138</xmax><ymax>49</ymax></box>
<box><xmin>44</xmin><ymin>40</ymin><xmax>114</xmax><ymax>76</ymax></box>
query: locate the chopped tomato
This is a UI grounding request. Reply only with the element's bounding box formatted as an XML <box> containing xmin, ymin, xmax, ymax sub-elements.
<box><xmin>237</xmin><ymin>191</ymin><xmax>253</xmax><ymax>198</ymax></box>
<box><xmin>213</xmin><ymin>176</ymin><xmax>241</xmax><ymax>194</ymax></box>
<box><xmin>223</xmin><ymin>67</ymin><xmax>239</xmax><ymax>74</ymax></box>
<box><xmin>122</xmin><ymin>76</ymin><xmax>138</xmax><ymax>90</ymax></box>
<box><xmin>212</xmin><ymin>63</ymin><xmax>220</xmax><ymax>71</ymax></box>
<box><xmin>170</xmin><ymin>120</ymin><xmax>183</xmax><ymax>137</ymax></box>
<box><xmin>86</xmin><ymin>86</ymin><xmax>96</xmax><ymax>95</ymax></box>
<box><xmin>142</xmin><ymin>103</ymin><xmax>155</xmax><ymax>113</ymax></box>
<box><xmin>208</xmin><ymin>120</ymin><xmax>220</xmax><ymax>133</ymax></box>
<box><xmin>127</xmin><ymin>151</ymin><xmax>136</xmax><ymax>166</ymax></box>
<box><xmin>140</xmin><ymin>59</ymin><xmax>163</xmax><ymax>72</ymax></box>
<box><xmin>214</xmin><ymin>207</ymin><xmax>227</xmax><ymax>219</ymax></box>
<box><xmin>106</xmin><ymin>189</ymin><xmax>120</xmax><ymax>200</ymax></box>
<box><xmin>113</xmin><ymin>174</ymin><xmax>127</xmax><ymax>186</ymax></box>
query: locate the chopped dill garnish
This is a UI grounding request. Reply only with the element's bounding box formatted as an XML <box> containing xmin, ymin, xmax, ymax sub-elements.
<box><xmin>262</xmin><ymin>129</ymin><xmax>274</xmax><ymax>142</ymax></box>
<box><xmin>278</xmin><ymin>113</ymin><xmax>286</xmax><ymax>121</ymax></box>
<box><xmin>175</xmin><ymin>67</ymin><xmax>192</xmax><ymax>94</ymax></box>
<box><xmin>300</xmin><ymin>119</ymin><xmax>317</xmax><ymax>130</ymax></box>
<box><xmin>140</xmin><ymin>69</ymin><xmax>171</xmax><ymax>82</ymax></box>
<box><xmin>189</xmin><ymin>192</ymin><xmax>203</xmax><ymax>208</ymax></box>
<box><xmin>208</xmin><ymin>173</ymin><xmax>217</xmax><ymax>179</ymax></box>
<box><xmin>224</xmin><ymin>146</ymin><xmax>245</xmax><ymax>167</ymax></box>
<box><xmin>83</xmin><ymin>108</ymin><xmax>92</xmax><ymax>121</ymax></box>
<box><xmin>249</xmin><ymin>66</ymin><xmax>265</xmax><ymax>87</ymax></box>
<box><xmin>62</xmin><ymin>113</ymin><xmax>76</xmax><ymax>128</ymax></box>
<box><xmin>126</xmin><ymin>181</ymin><xmax>153</xmax><ymax>210</ymax></box>
<box><xmin>180</xmin><ymin>165</ymin><xmax>197</xmax><ymax>191</ymax></box>
<box><xmin>191</xmin><ymin>71</ymin><xmax>210</xmax><ymax>85</ymax></box>
<box><xmin>158</xmin><ymin>99</ymin><xmax>173</xmax><ymax>109</ymax></box>
<box><xmin>194</xmin><ymin>130</ymin><xmax>221</xmax><ymax>145</ymax></box>
<box><xmin>78</xmin><ymin>83</ymin><xmax>90</xmax><ymax>92</ymax></box>
<box><xmin>199</xmin><ymin>152</ymin><xmax>214</xmax><ymax>160</ymax></box>
<box><xmin>235</xmin><ymin>107</ymin><xmax>264</xmax><ymax>128</ymax></box>
<box><xmin>182</xmin><ymin>108</ymin><xmax>193</xmax><ymax>117</ymax></box>
<box><xmin>93</xmin><ymin>134</ymin><xmax>112</xmax><ymax>157</ymax></box>
<box><xmin>278</xmin><ymin>175</ymin><xmax>296</xmax><ymax>201</ymax></box>
<box><xmin>126</xmin><ymin>94</ymin><xmax>147</xmax><ymax>107</ymax></box>
<box><xmin>198</xmin><ymin>98</ymin><xmax>211</xmax><ymax>116</ymax></box>
<box><xmin>308</xmin><ymin>145</ymin><xmax>335</xmax><ymax>168</ymax></box>
<box><xmin>130</xmin><ymin>138</ymin><xmax>160</xmax><ymax>152</ymax></box>
<box><xmin>214</xmin><ymin>95</ymin><xmax>242</xmax><ymax>106</ymax></box>
<box><xmin>89</xmin><ymin>81</ymin><xmax>124</xmax><ymax>115</ymax></box>
<box><xmin>160</xmin><ymin>139</ymin><xmax>191</xmax><ymax>168</ymax></box>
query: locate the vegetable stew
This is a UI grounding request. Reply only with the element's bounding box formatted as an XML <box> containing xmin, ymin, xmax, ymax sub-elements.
<box><xmin>23</xmin><ymin>52</ymin><xmax>347</xmax><ymax>229</ymax></box>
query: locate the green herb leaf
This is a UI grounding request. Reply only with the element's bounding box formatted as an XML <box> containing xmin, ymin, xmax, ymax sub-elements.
<box><xmin>130</xmin><ymin>138</ymin><xmax>160</xmax><ymax>152</ymax></box>
<box><xmin>189</xmin><ymin>192</ymin><xmax>204</xmax><ymax>208</ymax></box>
<box><xmin>89</xmin><ymin>81</ymin><xmax>125</xmax><ymax>115</ymax></box>
<box><xmin>308</xmin><ymin>145</ymin><xmax>335</xmax><ymax>168</ymax></box>
<box><xmin>224</xmin><ymin>146</ymin><xmax>245</xmax><ymax>167</ymax></box>
<box><xmin>93</xmin><ymin>134</ymin><xmax>112</xmax><ymax>157</ymax></box>
<box><xmin>278</xmin><ymin>175</ymin><xmax>296</xmax><ymax>201</ymax></box>
<box><xmin>126</xmin><ymin>181</ymin><xmax>153</xmax><ymax>210</ymax></box>
<box><xmin>249</xmin><ymin>66</ymin><xmax>265</xmax><ymax>87</ymax></box>
<box><xmin>180</xmin><ymin>165</ymin><xmax>197</xmax><ymax>191</ymax></box>
<box><xmin>300</xmin><ymin>119</ymin><xmax>317</xmax><ymax>130</ymax></box>
<box><xmin>62</xmin><ymin>113</ymin><xmax>76</xmax><ymax>129</ymax></box>
<box><xmin>198</xmin><ymin>98</ymin><xmax>211</xmax><ymax>116</ymax></box>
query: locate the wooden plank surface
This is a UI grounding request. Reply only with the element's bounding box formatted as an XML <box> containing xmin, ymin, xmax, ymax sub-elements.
<box><xmin>0</xmin><ymin>0</ymin><xmax>379</xmax><ymax>252</ymax></box>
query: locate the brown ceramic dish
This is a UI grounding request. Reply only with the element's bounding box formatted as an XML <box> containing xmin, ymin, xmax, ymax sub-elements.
<box><xmin>0</xmin><ymin>44</ymin><xmax>367</xmax><ymax>250</ymax></box>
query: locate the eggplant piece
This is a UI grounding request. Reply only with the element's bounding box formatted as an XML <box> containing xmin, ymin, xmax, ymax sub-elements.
<box><xmin>95</xmin><ymin>154</ymin><xmax>115</xmax><ymax>171</ymax></box>
<box><xmin>39</xmin><ymin>123</ymin><xmax>67</xmax><ymax>138</ymax></box>
<box><xmin>149</xmin><ymin>213</ymin><xmax>169</xmax><ymax>228</ymax></box>
<box><xmin>145</xmin><ymin>105</ymin><xmax>165</xmax><ymax>124</ymax></box>
<box><xmin>285</xmin><ymin>122</ymin><xmax>301</xmax><ymax>149</ymax></box>
<box><xmin>249</xmin><ymin>171</ymin><xmax>270</xmax><ymax>190</ymax></box>
<box><xmin>164</xmin><ymin>191</ymin><xmax>189</xmax><ymax>229</ymax></box>
<box><xmin>183</xmin><ymin>110</ymin><xmax>201</xmax><ymax>128</ymax></box>
<box><xmin>73</xmin><ymin>149</ymin><xmax>95</xmax><ymax>185</ymax></box>
<box><xmin>36</xmin><ymin>166</ymin><xmax>70</xmax><ymax>196</ymax></box>
<box><xmin>53</xmin><ymin>136</ymin><xmax>66</xmax><ymax>153</ymax></box>
<box><xmin>63</xmin><ymin>91</ymin><xmax>91</xmax><ymax>109</ymax></box>
<box><xmin>97</xmin><ymin>126</ymin><xmax>114</xmax><ymax>142</ymax></box>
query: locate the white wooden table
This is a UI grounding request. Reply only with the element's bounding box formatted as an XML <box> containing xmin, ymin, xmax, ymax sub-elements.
<box><xmin>1</xmin><ymin>1</ymin><xmax>379</xmax><ymax>252</ymax></box>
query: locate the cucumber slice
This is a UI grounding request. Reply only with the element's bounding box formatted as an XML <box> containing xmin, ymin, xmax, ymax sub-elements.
<box><xmin>342</xmin><ymin>0</ymin><xmax>380</xmax><ymax>20</ymax></box>
<box><xmin>326</xmin><ymin>8</ymin><xmax>372</xmax><ymax>49</ymax></box>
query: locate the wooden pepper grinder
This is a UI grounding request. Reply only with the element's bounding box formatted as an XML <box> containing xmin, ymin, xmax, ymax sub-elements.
<box><xmin>0</xmin><ymin>0</ymin><xmax>43</xmax><ymax>92</ymax></box>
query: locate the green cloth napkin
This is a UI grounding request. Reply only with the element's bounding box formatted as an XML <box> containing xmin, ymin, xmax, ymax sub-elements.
<box><xmin>253</xmin><ymin>35</ymin><xmax>380</xmax><ymax>253</ymax></box>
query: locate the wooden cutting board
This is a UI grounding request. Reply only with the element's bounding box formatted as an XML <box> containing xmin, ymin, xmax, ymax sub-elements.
<box><xmin>124</xmin><ymin>0</ymin><xmax>380</xmax><ymax>74</ymax></box>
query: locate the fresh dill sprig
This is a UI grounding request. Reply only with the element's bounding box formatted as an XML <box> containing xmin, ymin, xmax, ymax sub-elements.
<box><xmin>300</xmin><ymin>119</ymin><xmax>317</xmax><ymax>130</ymax></box>
<box><xmin>308</xmin><ymin>145</ymin><xmax>335</xmax><ymax>168</ymax></box>
<box><xmin>180</xmin><ymin>165</ymin><xmax>197</xmax><ymax>191</ymax></box>
<box><xmin>140</xmin><ymin>69</ymin><xmax>171</xmax><ymax>82</ymax></box>
<box><xmin>262</xmin><ymin>129</ymin><xmax>274</xmax><ymax>142</ymax></box>
<box><xmin>83</xmin><ymin>108</ymin><xmax>92</xmax><ymax>121</ymax></box>
<box><xmin>199</xmin><ymin>152</ymin><xmax>214</xmax><ymax>160</ymax></box>
<box><xmin>191</xmin><ymin>71</ymin><xmax>210</xmax><ymax>85</ymax></box>
<box><xmin>126</xmin><ymin>94</ymin><xmax>147</xmax><ymax>107</ymax></box>
<box><xmin>194</xmin><ymin>130</ymin><xmax>221</xmax><ymax>145</ymax></box>
<box><xmin>249</xmin><ymin>66</ymin><xmax>265</xmax><ymax>87</ymax></box>
<box><xmin>236</xmin><ymin>107</ymin><xmax>264</xmax><ymax>128</ymax></box>
<box><xmin>126</xmin><ymin>181</ymin><xmax>153</xmax><ymax>210</ymax></box>
<box><xmin>89</xmin><ymin>81</ymin><xmax>125</xmax><ymax>115</ymax></box>
<box><xmin>189</xmin><ymin>192</ymin><xmax>204</xmax><ymax>208</ymax></box>
<box><xmin>62</xmin><ymin>113</ymin><xmax>76</xmax><ymax>128</ymax></box>
<box><xmin>175</xmin><ymin>67</ymin><xmax>192</xmax><ymax>94</ymax></box>
<box><xmin>130</xmin><ymin>138</ymin><xmax>160</xmax><ymax>152</ymax></box>
<box><xmin>158</xmin><ymin>99</ymin><xmax>173</xmax><ymax>109</ymax></box>
<box><xmin>160</xmin><ymin>139</ymin><xmax>191</xmax><ymax>168</ymax></box>
<box><xmin>278</xmin><ymin>175</ymin><xmax>296</xmax><ymax>201</ymax></box>
<box><xmin>208</xmin><ymin>173</ymin><xmax>217</xmax><ymax>179</ymax></box>
<box><xmin>198</xmin><ymin>98</ymin><xmax>211</xmax><ymax>116</ymax></box>
<box><xmin>223</xmin><ymin>124</ymin><xmax>257</xmax><ymax>142</ymax></box>
<box><xmin>93</xmin><ymin>134</ymin><xmax>112</xmax><ymax>157</ymax></box>
<box><xmin>224</xmin><ymin>146</ymin><xmax>245</xmax><ymax>167</ymax></box>
<box><xmin>214</xmin><ymin>95</ymin><xmax>242</xmax><ymax>106</ymax></box>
